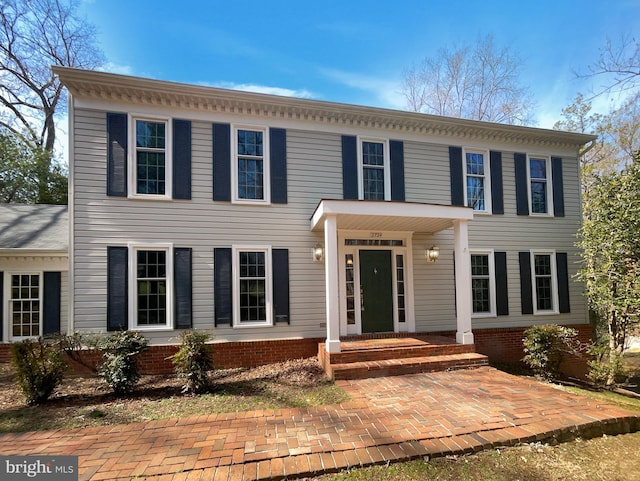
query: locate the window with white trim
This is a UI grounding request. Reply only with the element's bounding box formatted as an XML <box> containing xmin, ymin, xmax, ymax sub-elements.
<box><xmin>532</xmin><ymin>251</ymin><xmax>558</xmax><ymax>314</ymax></box>
<box><xmin>464</xmin><ymin>149</ymin><xmax>491</xmax><ymax>212</ymax></box>
<box><xmin>233</xmin><ymin>247</ymin><xmax>272</xmax><ymax>326</ymax></box>
<box><xmin>233</xmin><ymin>127</ymin><xmax>270</xmax><ymax>203</ymax></box>
<box><xmin>470</xmin><ymin>251</ymin><xmax>496</xmax><ymax>317</ymax></box>
<box><xmin>528</xmin><ymin>156</ymin><xmax>552</xmax><ymax>215</ymax></box>
<box><xmin>129</xmin><ymin>245</ymin><xmax>173</xmax><ymax>329</ymax></box>
<box><xmin>129</xmin><ymin>117</ymin><xmax>172</xmax><ymax>198</ymax></box>
<box><xmin>359</xmin><ymin>139</ymin><xmax>390</xmax><ymax>200</ymax></box>
<box><xmin>9</xmin><ymin>273</ymin><xmax>41</xmax><ymax>338</ymax></box>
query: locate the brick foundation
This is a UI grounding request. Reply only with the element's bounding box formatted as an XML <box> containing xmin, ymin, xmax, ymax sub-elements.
<box><xmin>0</xmin><ymin>325</ymin><xmax>592</xmax><ymax>377</ymax></box>
<box><xmin>0</xmin><ymin>337</ymin><xmax>323</xmax><ymax>375</ymax></box>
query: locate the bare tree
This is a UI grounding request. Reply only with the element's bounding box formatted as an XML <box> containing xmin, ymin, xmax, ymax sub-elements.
<box><xmin>401</xmin><ymin>35</ymin><xmax>534</xmax><ymax>125</ymax></box>
<box><xmin>0</xmin><ymin>0</ymin><xmax>103</xmax><ymax>203</ymax></box>
<box><xmin>582</xmin><ymin>35</ymin><xmax>640</xmax><ymax>97</ymax></box>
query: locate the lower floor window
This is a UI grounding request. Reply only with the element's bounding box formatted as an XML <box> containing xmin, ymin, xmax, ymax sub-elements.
<box><xmin>533</xmin><ymin>253</ymin><xmax>555</xmax><ymax>312</ymax></box>
<box><xmin>130</xmin><ymin>246</ymin><xmax>172</xmax><ymax>328</ymax></box>
<box><xmin>235</xmin><ymin>247</ymin><xmax>272</xmax><ymax>326</ymax></box>
<box><xmin>470</xmin><ymin>251</ymin><xmax>496</xmax><ymax>317</ymax></box>
<box><xmin>10</xmin><ymin>274</ymin><xmax>41</xmax><ymax>337</ymax></box>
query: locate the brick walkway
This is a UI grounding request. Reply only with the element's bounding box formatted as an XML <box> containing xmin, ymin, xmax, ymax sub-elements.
<box><xmin>0</xmin><ymin>367</ymin><xmax>638</xmax><ymax>481</ymax></box>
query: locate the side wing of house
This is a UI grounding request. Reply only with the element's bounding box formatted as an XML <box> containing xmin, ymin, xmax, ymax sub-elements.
<box><xmin>0</xmin><ymin>205</ymin><xmax>69</xmax><ymax>343</ymax></box>
<box><xmin>57</xmin><ymin>67</ymin><xmax>593</xmax><ymax>353</ymax></box>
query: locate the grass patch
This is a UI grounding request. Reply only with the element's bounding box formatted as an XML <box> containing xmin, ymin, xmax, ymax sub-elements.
<box><xmin>0</xmin><ymin>357</ymin><xmax>349</xmax><ymax>433</ymax></box>
<box><xmin>313</xmin><ymin>432</ymin><xmax>640</xmax><ymax>481</ymax></box>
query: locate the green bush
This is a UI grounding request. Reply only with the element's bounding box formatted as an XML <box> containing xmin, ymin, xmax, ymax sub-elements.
<box><xmin>170</xmin><ymin>330</ymin><xmax>213</xmax><ymax>394</ymax></box>
<box><xmin>522</xmin><ymin>324</ymin><xmax>580</xmax><ymax>380</ymax></box>
<box><xmin>10</xmin><ymin>337</ymin><xmax>67</xmax><ymax>405</ymax></box>
<box><xmin>97</xmin><ymin>331</ymin><xmax>148</xmax><ymax>395</ymax></box>
<box><xmin>585</xmin><ymin>342</ymin><xmax>624</xmax><ymax>388</ymax></box>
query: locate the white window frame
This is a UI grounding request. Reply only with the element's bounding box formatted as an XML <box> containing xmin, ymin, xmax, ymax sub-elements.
<box><xmin>527</xmin><ymin>155</ymin><xmax>553</xmax><ymax>216</ymax></box>
<box><xmin>463</xmin><ymin>148</ymin><xmax>491</xmax><ymax>214</ymax></box>
<box><xmin>232</xmin><ymin>245</ymin><xmax>273</xmax><ymax>327</ymax></box>
<box><xmin>5</xmin><ymin>272</ymin><xmax>43</xmax><ymax>340</ymax></box>
<box><xmin>530</xmin><ymin>249</ymin><xmax>559</xmax><ymax>315</ymax></box>
<box><xmin>358</xmin><ymin>137</ymin><xmax>391</xmax><ymax>201</ymax></box>
<box><xmin>470</xmin><ymin>250</ymin><xmax>496</xmax><ymax>318</ymax></box>
<box><xmin>232</xmin><ymin>125</ymin><xmax>271</xmax><ymax>204</ymax></box>
<box><xmin>128</xmin><ymin>115</ymin><xmax>173</xmax><ymax>200</ymax></box>
<box><xmin>128</xmin><ymin>243</ymin><xmax>174</xmax><ymax>330</ymax></box>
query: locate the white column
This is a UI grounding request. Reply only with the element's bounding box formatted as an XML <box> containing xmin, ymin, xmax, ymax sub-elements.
<box><xmin>324</xmin><ymin>215</ymin><xmax>341</xmax><ymax>353</ymax></box>
<box><xmin>454</xmin><ymin>219</ymin><xmax>474</xmax><ymax>344</ymax></box>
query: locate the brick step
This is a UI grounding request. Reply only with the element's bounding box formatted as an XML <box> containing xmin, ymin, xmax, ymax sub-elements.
<box><xmin>325</xmin><ymin>343</ymin><xmax>476</xmax><ymax>364</ymax></box>
<box><xmin>326</xmin><ymin>352</ymin><xmax>489</xmax><ymax>380</ymax></box>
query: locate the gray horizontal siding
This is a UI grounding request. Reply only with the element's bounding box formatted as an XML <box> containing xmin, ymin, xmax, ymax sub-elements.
<box><xmin>72</xmin><ymin>108</ymin><xmax>587</xmax><ymax>344</ymax></box>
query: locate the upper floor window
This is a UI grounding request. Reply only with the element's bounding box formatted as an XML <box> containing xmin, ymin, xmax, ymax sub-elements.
<box><xmin>470</xmin><ymin>251</ymin><xmax>496</xmax><ymax>317</ymax></box>
<box><xmin>359</xmin><ymin>139</ymin><xmax>390</xmax><ymax>200</ymax></box>
<box><xmin>464</xmin><ymin>149</ymin><xmax>491</xmax><ymax>212</ymax></box>
<box><xmin>233</xmin><ymin>127</ymin><xmax>270</xmax><ymax>203</ymax></box>
<box><xmin>130</xmin><ymin>117</ymin><xmax>172</xmax><ymax>199</ymax></box>
<box><xmin>531</xmin><ymin>251</ymin><xmax>558</xmax><ymax>314</ymax></box>
<box><xmin>528</xmin><ymin>156</ymin><xmax>552</xmax><ymax>215</ymax></box>
<box><xmin>129</xmin><ymin>244</ymin><xmax>173</xmax><ymax>329</ymax></box>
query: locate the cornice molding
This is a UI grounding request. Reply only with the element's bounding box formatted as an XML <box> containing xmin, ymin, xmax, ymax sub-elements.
<box><xmin>53</xmin><ymin>66</ymin><xmax>596</xmax><ymax>149</ymax></box>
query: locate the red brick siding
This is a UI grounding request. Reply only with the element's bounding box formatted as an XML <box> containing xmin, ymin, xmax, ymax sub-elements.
<box><xmin>0</xmin><ymin>326</ymin><xmax>592</xmax><ymax>377</ymax></box>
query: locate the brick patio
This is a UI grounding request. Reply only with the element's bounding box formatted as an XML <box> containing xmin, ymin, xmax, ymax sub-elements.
<box><xmin>0</xmin><ymin>366</ymin><xmax>638</xmax><ymax>480</ymax></box>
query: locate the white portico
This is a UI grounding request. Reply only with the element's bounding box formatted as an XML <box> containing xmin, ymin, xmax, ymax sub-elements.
<box><xmin>310</xmin><ymin>200</ymin><xmax>475</xmax><ymax>354</ymax></box>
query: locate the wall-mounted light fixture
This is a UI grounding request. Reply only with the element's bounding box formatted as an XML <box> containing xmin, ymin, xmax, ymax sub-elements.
<box><xmin>426</xmin><ymin>245</ymin><xmax>440</xmax><ymax>263</ymax></box>
<box><xmin>313</xmin><ymin>244</ymin><xmax>324</xmax><ymax>262</ymax></box>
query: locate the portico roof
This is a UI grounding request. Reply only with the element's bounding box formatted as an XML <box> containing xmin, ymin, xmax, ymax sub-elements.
<box><xmin>310</xmin><ymin>200</ymin><xmax>474</xmax><ymax>233</ymax></box>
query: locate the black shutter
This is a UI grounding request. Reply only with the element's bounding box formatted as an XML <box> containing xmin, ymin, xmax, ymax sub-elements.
<box><xmin>270</xmin><ymin>128</ymin><xmax>287</xmax><ymax>204</ymax></box>
<box><xmin>214</xmin><ymin>248</ymin><xmax>232</xmax><ymax>326</ymax></box>
<box><xmin>174</xmin><ymin>248</ymin><xmax>192</xmax><ymax>329</ymax></box>
<box><xmin>390</xmin><ymin>140</ymin><xmax>405</xmax><ymax>201</ymax></box>
<box><xmin>494</xmin><ymin>252</ymin><xmax>509</xmax><ymax>316</ymax></box>
<box><xmin>514</xmin><ymin>153</ymin><xmax>529</xmax><ymax>215</ymax></box>
<box><xmin>449</xmin><ymin>146</ymin><xmax>464</xmax><ymax>206</ymax></box>
<box><xmin>551</xmin><ymin>157</ymin><xmax>565</xmax><ymax>217</ymax></box>
<box><xmin>107</xmin><ymin>113</ymin><xmax>128</xmax><ymax>197</ymax></box>
<box><xmin>212</xmin><ymin>123</ymin><xmax>231</xmax><ymax>201</ymax></box>
<box><xmin>342</xmin><ymin>135</ymin><xmax>358</xmax><ymax>200</ymax></box>
<box><xmin>107</xmin><ymin>246</ymin><xmax>128</xmax><ymax>331</ymax></box>
<box><xmin>490</xmin><ymin>151</ymin><xmax>504</xmax><ymax>214</ymax></box>
<box><xmin>556</xmin><ymin>252</ymin><xmax>571</xmax><ymax>313</ymax></box>
<box><xmin>519</xmin><ymin>251</ymin><xmax>533</xmax><ymax>314</ymax></box>
<box><xmin>43</xmin><ymin>272</ymin><xmax>61</xmax><ymax>335</ymax></box>
<box><xmin>173</xmin><ymin>119</ymin><xmax>192</xmax><ymax>200</ymax></box>
<box><xmin>272</xmin><ymin>249</ymin><xmax>290</xmax><ymax>324</ymax></box>
<box><xmin>0</xmin><ymin>272</ymin><xmax>3</xmax><ymax>341</ymax></box>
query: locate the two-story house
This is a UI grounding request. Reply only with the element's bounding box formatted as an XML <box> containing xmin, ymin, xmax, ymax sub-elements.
<box><xmin>29</xmin><ymin>66</ymin><xmax>594</xmax><ymax>374</ymax></box>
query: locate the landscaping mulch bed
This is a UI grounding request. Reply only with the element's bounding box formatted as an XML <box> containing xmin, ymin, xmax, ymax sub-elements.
<box><xmin>0</xmin><ymin>357</ymin><xmax>348</xmax><ymax>433</ymax></box>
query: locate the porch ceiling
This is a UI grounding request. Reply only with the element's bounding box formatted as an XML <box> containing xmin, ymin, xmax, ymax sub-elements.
<box><xmin>310</xmin><ymin>200</ymin><xmax>474</xmax><ymax>234</ymax></box>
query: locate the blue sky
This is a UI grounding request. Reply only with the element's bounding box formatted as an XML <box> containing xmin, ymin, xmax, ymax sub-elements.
<box><xmin>78</xmin><ymin>0</ymin><xmax>640</xmax><ymax>129</ymax></box>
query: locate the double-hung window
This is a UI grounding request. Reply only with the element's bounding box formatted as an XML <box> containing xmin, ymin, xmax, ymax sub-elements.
<box><xmin>359</xmin><ymin>139</ymin><xmax>390</xmax><ymax>200</ymax></box>
<box><xmin>129</xmin><ymin>245</ymin><xmax>173</xmax><ymax>329</ymax></box>
<box><xmin>9</xmin><ymin>273</ymin><xmax>41</xmax><ymax>338</ymax></box>
<box><xmin>464</xmin><ymin>149</ymin><xmax>491</xmax><ymax>212</ymax></box>
<box><xmin>234</xmin><ymin>127</ymin><xmax>269</xmax><ymax>203</ymax></box>
<box><xmin>528</xmin><ymin>156</ymin><xmax>552</xmax><ymax>215</ymax></box>
<box><xmin>233</xmin><ymin>246</ymin><xmax>272</xmax><ymax>326</ymax></box>
<box><xmin>470</xmin><ymin>251</ymin><xmax>496</xmax><ymax>317</ymax></box>
<box><xmin>531</xmin><ymin>251</ymin><xmax>558</xmax><ymax>314</ymax></box>
<box><xmin>130</xmin><ymin>117</ymin><xmax>172</xmax><ymax>198</ymax></box>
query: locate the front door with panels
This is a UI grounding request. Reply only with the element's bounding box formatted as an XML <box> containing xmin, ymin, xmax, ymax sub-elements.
<box><xmin>359</xmin><ymin>250</ymin><xmax>394</xmax><ymax>333</ymax></box>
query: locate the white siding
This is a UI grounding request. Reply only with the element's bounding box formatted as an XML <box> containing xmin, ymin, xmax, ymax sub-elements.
<box><xmin>71</xmin><ymin>107</ymin><xmax>587</xmax><ymax>344</ymax></box>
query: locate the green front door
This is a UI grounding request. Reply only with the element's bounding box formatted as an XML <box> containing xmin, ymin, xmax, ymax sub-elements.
<box><xmin>359</xmin><ymin>250</ymin><xmax>394</xmax><ymax>333</ymax></box>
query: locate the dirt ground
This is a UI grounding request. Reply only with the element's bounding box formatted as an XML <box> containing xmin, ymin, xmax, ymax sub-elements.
<box><xmin>0</xmin><ymin>357</ymin><xmax>345</xmax><ymax>432</ymax></box>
